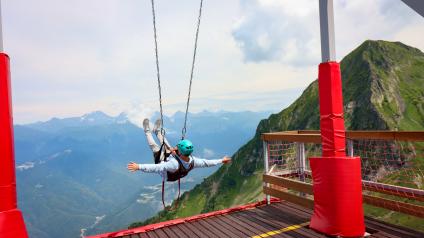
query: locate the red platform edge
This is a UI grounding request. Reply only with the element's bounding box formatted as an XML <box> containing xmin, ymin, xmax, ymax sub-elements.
<box><xmin>87</xmin><ymin>198</ymin><xmax>280</xmax><ymax>238</ymax></box>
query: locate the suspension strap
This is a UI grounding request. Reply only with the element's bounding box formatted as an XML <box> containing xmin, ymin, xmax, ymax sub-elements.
<box><xmin>161</xmin><ymin>180</ymin><xmax>166</xmax><ymax>209</ymax></box>
<box><xmin>176</xmin><ymin>179</ymin><xmax>181</xmax><ymax>208</ymax></box>
<box><xmin>182</xmin><ymin>0</ymin><xmax>204</xmax><ymax>139</ymax></box>
<box><xmin>161</xmin><ymin>179</ymin><xmax>181</xmax><ymax>211</ymax></box>
<box><xmin>151</xmin><ymin>0</ymin><xmax>165</xmax><ymax>137</ymax></box>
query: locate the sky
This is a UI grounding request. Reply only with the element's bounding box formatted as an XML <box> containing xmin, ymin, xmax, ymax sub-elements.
<box><xmin>3</xmin><ymin>0</ymin><xmax>424</xmax><ymax>124</ymax></box>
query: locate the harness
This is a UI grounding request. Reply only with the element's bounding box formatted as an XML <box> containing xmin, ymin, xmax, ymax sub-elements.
<box><xmin>153</xmin><ymin>142</ymin><xmax>171</xmax><ymax>164</ymax></box>
<box><xmin>166</xmin><ymin>155</ymin><xmax>194</xmax><ymax>182</ymax></box>
<box><xmin>154</xmin><ymin>144</ymin><xmax>194</xmax><ymax>210</ymax></box>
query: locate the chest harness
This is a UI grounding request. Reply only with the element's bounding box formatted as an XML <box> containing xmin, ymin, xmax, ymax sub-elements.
<box><xmin>154</xmin><ymin>146</ymin><xmax>194</xmax><ymax>210</ymax></box>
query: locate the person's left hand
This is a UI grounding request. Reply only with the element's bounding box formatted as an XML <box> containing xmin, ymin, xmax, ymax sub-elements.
<box><xmin>222</xmin><ymin>156</ymin><xmax>232</xmax><ymax>164</ymax></box>
<box><xmin>127</xmin><ymin>162</ymin><xmax>139</xmax><ymax>172</ymax></box>
<box><xmin>171</xmin><ymin>146</ymin><xmax>178</xmax><ymax>156</ymax></box>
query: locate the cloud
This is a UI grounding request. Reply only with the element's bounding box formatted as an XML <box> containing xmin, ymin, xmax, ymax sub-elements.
<box><xmin>332</xmin><ymin>0</ymin><xmax>423</xmax><ymax>59</ymax></box>
<box><xmin>203</xmin><ymin>148</ymin><xmax>215</xmax><ymax>158</ymax></box>
<box><xmin>232</xmin><ymin>0</ymin><xmax>424</xmax><ymax>64</ymax></box>
<box><xmin>136</xmin><ymin>194</ymin><xmax>155</xmax><ymax>204</ymax></box>
<box><xmin>3</xmin><ymin>0</ymin><xmax>424</xmax><ymax>123</ymax></box>
<box><xmin>232</xmin><ymin>0</ymin><xmax>320</xmax><ymax>64</ymax></box>
<box><xmin>124</xmin><ymin>103</ymin><xmax>156</xmax><ymax>128</ymax></box>
<box><xmin>16</xmin><ymin>162</ymin><xmax>35</xmax><ymax>171</ymax></box>
<box><xmin>164</xmin><ymin>87</ymin><xmax>304</xmax><ymax>114</ymax></box>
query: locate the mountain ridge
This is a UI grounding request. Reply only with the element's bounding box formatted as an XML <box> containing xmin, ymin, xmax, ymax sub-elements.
<box><xmin>23</xmin><ymin>109</ymin><xmax>271</xmax><ymax>132</ymax></box>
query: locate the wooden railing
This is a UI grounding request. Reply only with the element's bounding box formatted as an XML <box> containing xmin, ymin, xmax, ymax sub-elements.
<box><xmin>261</xmin><ymin>130</ymin><xmax>424</xmax><ymax>142</ymax></box>
<box><xmin>263</xmin><ymin>174</ymin><xmax>314</xmax><ymax>209</ymax></box>
<box><xmin>262</xmin><ymin>130</ymin><xmax>424</xmax><ymax>218</ymax></box>
<box><xmin>263</xmin><ymin>174</ymin><xmax>424</xmax><ymax>218</ymax></box>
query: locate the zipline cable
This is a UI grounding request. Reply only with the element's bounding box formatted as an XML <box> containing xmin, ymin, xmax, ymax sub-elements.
<box><xmin>151</xmin><ymin>0</ymin><xmax>165</xmax><ymax>137</ymax></box>
<box><xmin>182</xmin><ymin>0</ymin><xmax>203</xmax><ymax>140</ymax></box>
<box><xmin>151</xmin><ymin>0</ymin><xmax>204</xmax><ymax>139</ymax></box>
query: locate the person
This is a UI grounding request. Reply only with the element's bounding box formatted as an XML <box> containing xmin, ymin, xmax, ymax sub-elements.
<box><xmin>127</xmin><ymin>119</ymin><xmax>231</xmax><ymax>181</ymax></box>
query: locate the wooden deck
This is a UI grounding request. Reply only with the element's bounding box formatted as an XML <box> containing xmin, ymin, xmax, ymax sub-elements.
<box><xmin>112</xmin><ymin>202</ymin><xmax>423</xmax><ymax>238</ymax></box>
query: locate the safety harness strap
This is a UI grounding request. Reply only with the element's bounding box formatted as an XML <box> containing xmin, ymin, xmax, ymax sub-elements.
<box><xmin>161</xmin><ymin>179</ymin><xmax>181</xmax><ymax>211</ymax></box>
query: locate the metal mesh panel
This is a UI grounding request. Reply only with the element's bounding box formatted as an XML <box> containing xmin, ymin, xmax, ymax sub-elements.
<box><xmin>267</xmin><ymin>141</ymin><xmax>297</xmax><ymax>175</ymax></box>
<box><xmin>265</xmin><ymin>141</ymin><xmax>320</xmax><ymax>184</ymax></box>
<box><xmin>266</xmin><ymin>139</ymin><xmax>424</xmax><ymax>190</ymax></box>
<box><xmin>264</xmin><ymin>138</ymin><xmax>424</xmax><ymax>222</ymax></box>
<box><xmin>354</xmin><ymin>140</ymin><xmax>424</xmax><ymax>190</ymax></box>
<box><xmin>266</xmin><ymin>142</ymin><xmax>321</xmax><ymax>172</ymax></box>
<box><xmin>305</xmin><ymin>143</ymin><xmax>321</xmax><ymax>172</ymax></box>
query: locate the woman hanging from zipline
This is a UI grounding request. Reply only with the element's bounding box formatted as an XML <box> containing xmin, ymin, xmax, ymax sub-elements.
<box><xmin>127</xmin><ymin>119</ymin><xmax>231</xmax><ymax>209</ymax></box>
<box><xmin>127</xmin><ymin>118</ymin><xmax>231</xmax><ymax>178</ymax></box>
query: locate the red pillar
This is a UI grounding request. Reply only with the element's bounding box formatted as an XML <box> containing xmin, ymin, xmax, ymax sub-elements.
<box><xmin>0</xmin><ymin>53</ymin><xmax>29</xmax><ymax>238</ymax></box>
<box><xmin>309</xmin><ymin>62</ymin><xmax>365</xmax><ymax>237</ymax></box>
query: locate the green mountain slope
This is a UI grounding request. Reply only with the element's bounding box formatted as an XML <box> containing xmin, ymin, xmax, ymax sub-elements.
<box><xmin>132</xmin><ymin>40</ymin><xmax>424</xmax><ymax>229</ymax></box>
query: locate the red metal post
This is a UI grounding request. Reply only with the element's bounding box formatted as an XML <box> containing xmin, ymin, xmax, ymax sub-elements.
<box><xmin>317</xmin><ymin>62</ymin><xmax>346</xmax><ymax>157</ymax></box>
<box><xmin>0</xmin><ymin>53</ymin><xmax>28</xmax><ymax>238</ymax></box>
<box><xmin>309</xmin><ymin>62</ymin><xmax>365</xmax><ymax>237</ymax></box>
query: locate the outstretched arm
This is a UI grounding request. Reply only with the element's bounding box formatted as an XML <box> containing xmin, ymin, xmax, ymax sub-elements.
<box><xmin>192</xmin><ymin>156</ymin><xmax>231</xmax><ymax>168</ymax></box>
<box><xmin>127</xmin><ymin>160</ymin><xmax>179</xmax><ymax>174</ymax></box>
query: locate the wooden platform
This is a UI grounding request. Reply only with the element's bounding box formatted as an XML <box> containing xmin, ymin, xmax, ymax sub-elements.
<box><xmin>93</xmin><ymin>201</ymin><xmax>424</xmax><ymax>238</ymax></box>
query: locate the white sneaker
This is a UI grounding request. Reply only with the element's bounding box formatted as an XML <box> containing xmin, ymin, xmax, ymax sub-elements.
<box><xmin>143</xmin><ymin>118</ymin><xmax>150</xmax><ymax>132</ymax></box>
<box><xmin>153</xmin><ymin>119</ymin><xmax>172</xmax><ymax>151</ymax></box>
<box><xmin>153</xmin><ymin>119</ymin><xmax>161</xmax><ymax>135</ymax></box>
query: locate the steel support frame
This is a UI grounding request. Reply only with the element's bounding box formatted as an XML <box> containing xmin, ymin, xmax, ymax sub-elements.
<box><xmin>319</xmin><ymin>0</ymin><xmax>336</xmax><ymax>62</ymax></box>
<box><xmin>296</xmin><ymin>142</ymin><xmax>306</xmax><ymax>197</ymax></box>
<box><xmin>347</xmin><ymin>139</ymin><xmax>354</xmax><ymax>157</ymax></box>
<box><xmin>296</xmin><ymin>142</ymin><xmax>306</xmax><ymax>181</ymax></box>
<box><xmin>263</xmin><ymin>141</ymin><xmax>271</xmax><ymax>205</ymax></box>
<box><xmin>401</xmin><ymin>0</ymin><xmax>424</xmax><ymax>18</ymax></box>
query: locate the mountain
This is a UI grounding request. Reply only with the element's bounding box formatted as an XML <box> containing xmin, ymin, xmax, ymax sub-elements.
<box><xmin>26</xmin><ymin>111</ymin><xmax>127</xmax><ymax>133</ymax></box>
<box><xmin>15</xmin><ymin>110</ymin><xmax>269</xmax><ymax>238</ymax></box>
<box><xmin>134</xmin><ymin>40</ymin><xmax>424</xmax><ymax>230</ymax></box>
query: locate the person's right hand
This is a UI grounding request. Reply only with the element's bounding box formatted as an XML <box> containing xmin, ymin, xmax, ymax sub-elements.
<box><xmin>127</xmin><ymin>162</ymin><xmax>139</xmax><ymax>172</ymax></box>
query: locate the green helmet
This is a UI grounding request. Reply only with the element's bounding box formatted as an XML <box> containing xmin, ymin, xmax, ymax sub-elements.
<box><xmin>177</xmin><ymin>139</ymin><xmax>194</xmax><ymax>156</ymax></box>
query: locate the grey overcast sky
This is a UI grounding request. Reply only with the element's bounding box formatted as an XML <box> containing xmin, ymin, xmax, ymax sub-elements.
<box><xmin>3</xmin><ymin>0</ymin><xmax>424</xmax><ymax>123</ymax></box>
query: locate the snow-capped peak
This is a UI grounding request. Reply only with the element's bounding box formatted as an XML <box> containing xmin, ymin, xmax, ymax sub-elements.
<box><xmin>80</xmin><ymin>111</ymin><xmax>112</xmax><ymax>122</ymax></box>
